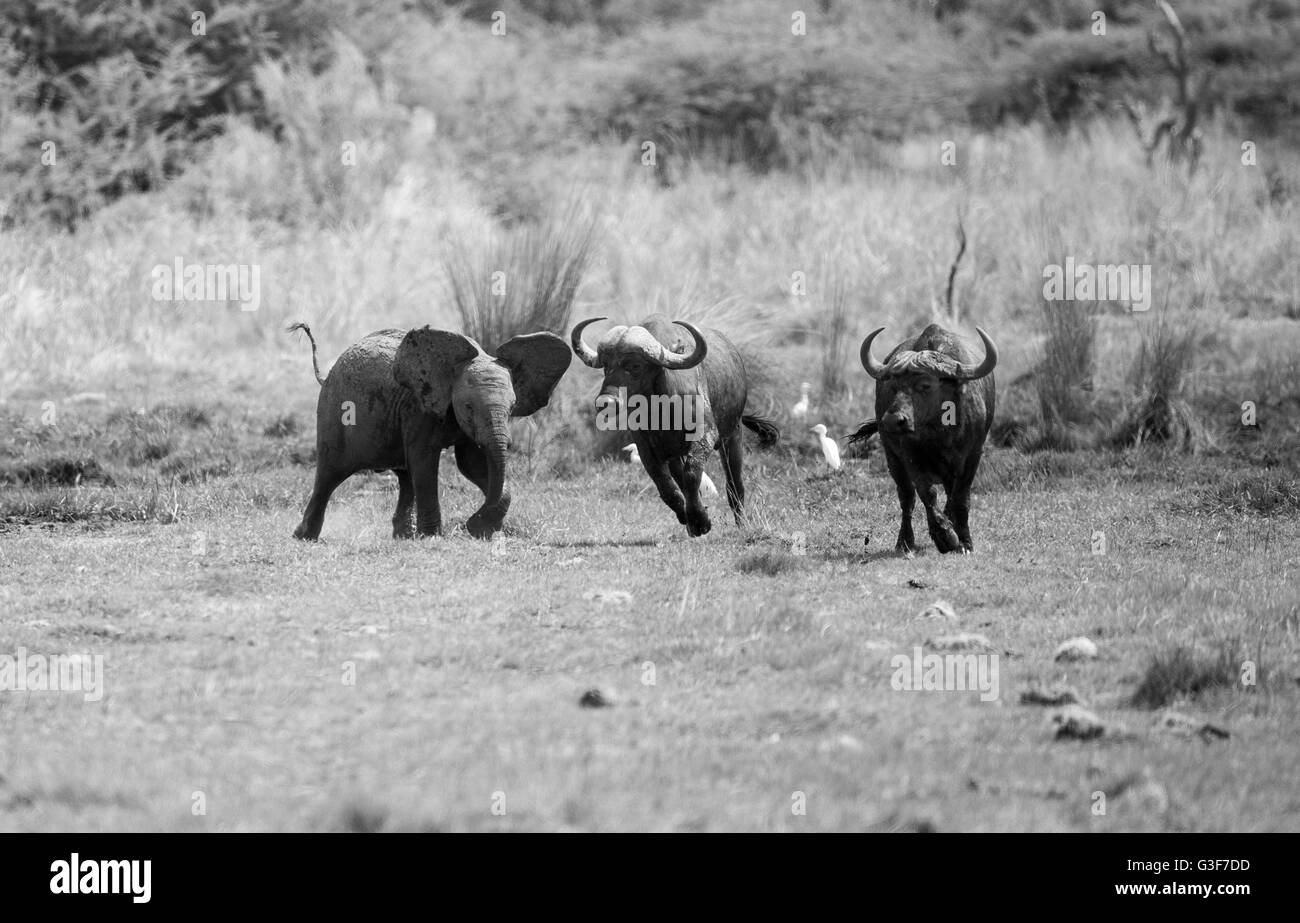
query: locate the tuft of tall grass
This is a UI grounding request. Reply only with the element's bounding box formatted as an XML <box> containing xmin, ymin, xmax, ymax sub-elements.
<box><xmin>1036</xmin><ymin>289</ymin><xmax>1098</xmax><ymax>444</ymax></box>
<box><xmin>1111</xmin><ymin>307</ymin><xmax>1208</xmax><ymax>451</ymax></box>
<box><xmin>1130</xmin><ymin>641</ymin><xmax>1248</xmax><ymax>709</ymax></box>
<box><xmin>1190</xmin><ymin>472</ymin><xmax>1300</xmax><ymax>516</ymax></box>
<box><xmin>444</xmin><ymin>199</ymin><xmax>598</xmax><ymax>349</ymax></box>
<box><xmin>818</xmin><ymin>273</ymin><xmax>852</xmax><ymax>400</ymax></box>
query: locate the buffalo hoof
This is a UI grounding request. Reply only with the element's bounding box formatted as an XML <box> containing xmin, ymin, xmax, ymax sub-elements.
<box><xmin>931</xmin><ymin>528</ymin><xmax>963</xmax><ymax>554</ymax></box>
<box><xmin>686</xmin><ymin>511</ymin><xmax>712</xmax><ymax>537</ymax></box>
<box><xmin>466</xmin><ymin>514</ymin><xmax>503</xmax><ymax>540</ymax></box>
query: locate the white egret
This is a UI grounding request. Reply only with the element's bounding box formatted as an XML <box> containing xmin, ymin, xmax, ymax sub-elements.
<box><xmin>810</xmin><ymin>424</ymin><xmax>841</xmax><ymax>470</ymax></box>
<box><xmin>791</xmin><ymin>381</ymin><xmax>811</xmax><ymax>421</ymax></box>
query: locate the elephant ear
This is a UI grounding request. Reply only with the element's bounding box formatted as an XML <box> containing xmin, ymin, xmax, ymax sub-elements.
<box><xmin>495</xmin><ymin>332</ymin><xmax>572</xmax><ymax>417</ymax></box>
<box><xmin>393</xmin><ymin>327</ymin><xmax>481</xmax><ymax>415</ymax></box>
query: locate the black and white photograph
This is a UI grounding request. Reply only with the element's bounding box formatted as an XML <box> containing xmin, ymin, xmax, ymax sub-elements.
<box><xmin>0</xmin><ymin>0</ymin><xmax>1297</xmax><ymax>868</ymax></box>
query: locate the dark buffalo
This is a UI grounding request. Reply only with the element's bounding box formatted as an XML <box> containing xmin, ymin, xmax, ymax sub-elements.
<box><xmin>571</xmin><ymin>314</ymin><xmax>778</xmax><ymax>536</ymax></box>
<box><xmin>854</xmin><ymin>323</ymin><xmax>998</xmax><ymax>554</ymax></box>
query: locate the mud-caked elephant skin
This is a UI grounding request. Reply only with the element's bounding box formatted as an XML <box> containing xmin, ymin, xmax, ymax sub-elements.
<box><xmin>290</xmin><ymin>323</ymin><xmax>571</xmax><ymax>540</ymax></box>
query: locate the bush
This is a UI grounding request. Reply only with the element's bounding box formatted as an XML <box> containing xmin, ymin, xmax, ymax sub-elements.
<box><xmin>967</xmin><ymin>29</ymin><xmax>1140</xmax><ymax>130</ymax></box>
<box><xmin>587</xmin><ymin>22</ymin><xmax>966</xmax><ymax>171</ymax></box>
<box><xmin>1037</xmin><ymin>295</ymin><xmax>1098</xmax><ymax>439</ymax></box>
<box><xmin>1130</xmin><ymin>641</ymin><xmax>1245</xmax><ymax>709</ymax></box>
<box><xmin>444</xmin><ymin>199</ymin><xmax>598</xmax><ymax>348</ymax></box>
<box><xmin>1111</xmin><ymin>309</ymin><xmax>1208</xmax><ymax>451</ymax></box>
<box><xmin>0</xmin><ymin>0</ymin><xmax>341</xmax><ymax>227</ymax></box>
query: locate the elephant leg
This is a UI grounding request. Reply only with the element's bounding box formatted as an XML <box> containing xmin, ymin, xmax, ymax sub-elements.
<box><xmin>643</xmin><ymin>454</ymin><xmax>690</xmax><ymax>527</ymax></box>
<box><xmin>669</xmin><ymin>456</ymin><xmax>711</xmax><ymax>537</ymax></box>
<box><xmin>719</xmin><ymin>429</ymin><xmax>746</xmax><ymax>527</ymax></box>
<box><xmin>405</xmin><ymin>441</ymin><xmax>442</xmax><ymax>537</ymax></box>
<box><xmin>294</xmin><ymin>465</ymin><xmax>346</xmax><ymax>540</ymax></box>
<box><xmin>884</xmin><ymin>449</ymin><xmax>917</xmax><ymax>555</ymax></box>
<box><xmin>392</xmin><ymin>468</ymin><xmax>414</xmax><ymax>539</ymax></box>
<box><xmin>914</xmin><ymin>472</ymin><xmax>962</xmax><ymax>554</ymax></box>
<box><xmin>455</xmin><ymin>439</ymin><xmax>510</xmax><ymax>538</ymax></box>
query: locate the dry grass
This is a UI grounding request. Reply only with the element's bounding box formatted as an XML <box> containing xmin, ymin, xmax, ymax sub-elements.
<box><xmin>1</xmin><ymin>423</ymin><xmax>1297</xmax><ymax>831</ymax></box>
<box><xmin>1</xmin><ymin>0</ymin><xmax>1299</xmax><ymax>832</ymax></box>
<box><xmin>445</xmin><ymin>199</ymin><xmax>599</xmax><ymax>349</ymax></box>
<box><xmin>1130</xmin><ymin>642</ymin><xmax>1248</xmax><ymax>710</ymax></box>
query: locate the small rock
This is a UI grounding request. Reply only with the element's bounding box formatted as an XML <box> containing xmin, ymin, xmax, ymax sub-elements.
<box><xmin>583</xmin><ymin>589</ymin><xmax>633</xmax><ymax>606</ymax></box>
<box><xmin>1157</xmin><ymin>709</ymin><xmax>1230</xmax><ymax>741</ymax></box>
<box><xmin>919</xmin><ymin>600</ymin><xmax>958</xmax><ymax>620</ymax></box>
<box><xmin>766</xmin><ymin>732</ymin><xmax>781</xmax><ymax>744</ymax></box>
<box><xmin>907</xmin><ymin>578</ymin><xmax>931</xmax><ymax>589</ymax></box>
<box><xmin>925</xmin><ymin>632</ymin><xmax>992</xmax><ymax>653</ymax></box>
<box><xmin>1050</xmin><ymin>704</ymin><xmax>1107</xmax><ymax>740</ymax></box>
<box><xmin>1019</xmin><ymin>684</ymin><xmax>1083</xmax><ymax>707</ymax></box>
<box><xmin>578</xmin><ymin>688</ymin><xmax>614</xmax><ymax>708</ymax></box>
<box><xmin>66</xmin><ymin>392</ymin><xmax>107</xmax><ymax>404</ymax></box>
<box><xmin>1053</xmin><ymin>636</ymin><xmax>1099</xmax><ymax>662</ymax></box>
<box><xmin>837</xmin><ymin>734</ymin><xmax>864</xmax><ymax>752</ymax></box>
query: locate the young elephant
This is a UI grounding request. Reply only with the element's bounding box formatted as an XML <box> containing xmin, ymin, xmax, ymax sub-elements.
<box><xmin>571</xmin><ymin>313</ymin><xmax>779</xmax><ymax>536</ymax></box>
<box><xmin>290</xmin><ymin>323</ymin><xmax>571</xmax><ymax>540</ymax></box>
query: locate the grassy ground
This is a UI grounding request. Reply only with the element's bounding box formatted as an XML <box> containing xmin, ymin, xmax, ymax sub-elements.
<box><xmin>2</xmin><ymin>0</ymin><xmax>1298</xmax><ymax>833</ymax></box>
<box><xmin>1</xmin><ymin>399</ymin><xmax>1297</xmax><ymax>831</ymax></box>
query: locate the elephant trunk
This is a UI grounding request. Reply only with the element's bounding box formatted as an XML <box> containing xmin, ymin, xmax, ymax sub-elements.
<box><xmin>469</xmin><ymin>413</ymin><xmax>512</xmax><ymax>539</ymax></box>
<box><xmin>484</xmin><ymin>432</ymin><xmax>508</xmax><ymax>511</ymax></box>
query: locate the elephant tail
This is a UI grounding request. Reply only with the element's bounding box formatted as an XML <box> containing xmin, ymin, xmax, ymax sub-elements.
<box><xmin>741</xmin><ymin>413</ymin><xmax>780</xmax><ymax>448</ymax></box>
<box><xmin>287</xmin><ymin>322</ymin><xmax>326</xmax><ymax>387</ymax></box>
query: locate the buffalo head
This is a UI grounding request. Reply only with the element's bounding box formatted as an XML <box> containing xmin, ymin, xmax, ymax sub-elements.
<box><xmin>571</xmin><ymin>317</ymin><xmax>707</xmax><ymax>405</ymax></box>
<box><xmin>860</xmin><ymin>326</ymin><xmax>997</xmax><ymax>435</ymax></box>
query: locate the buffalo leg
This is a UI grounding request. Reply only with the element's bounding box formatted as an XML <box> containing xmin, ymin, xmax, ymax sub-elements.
<box><xmin>719</xmin><ymin>430</ymin><xmax>746</xmax><ymax>527</ymax></box>
<box><xmin>294</xmin><ymin>465</ymin><xmax>346</xmax><ymax>540</ymax></box>
<box><xmin>669</xmin><ymin>456</ymin><xmax>711</xmax><ymax>537</ymax></box>
<box><xmin>948</xmin><ymin>451</ymin><xmax>981</xmax><ymax>552</ymax></box>
<box><xmin>392</xmin><ymin>469</ymin><xmax>414</xmax><ymax>539</ymax></box>
<box><xmin>914</xmin><ymin>472</ymin><xmax>963</xmax><ymax>554</ymax></box>
<box><xmin>884</xmin><ymin>449</ymin><xmax>917</xmax><ymax>554</ymax></box>
<box><xmin>643</xmin><ymin>454</ymin><xmax>690</xmax><ymax>528</ymax></box>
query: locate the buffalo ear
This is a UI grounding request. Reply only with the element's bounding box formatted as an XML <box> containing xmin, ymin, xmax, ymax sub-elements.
<box><xmin>495</xmin><ymin>332</ymin><xmax>572</xmax><ymax>417</ymax></box>
<box><xmin>393</xmin><ymin>327</ymin><xmax>481</xmax><ymax>415</ymax></box>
